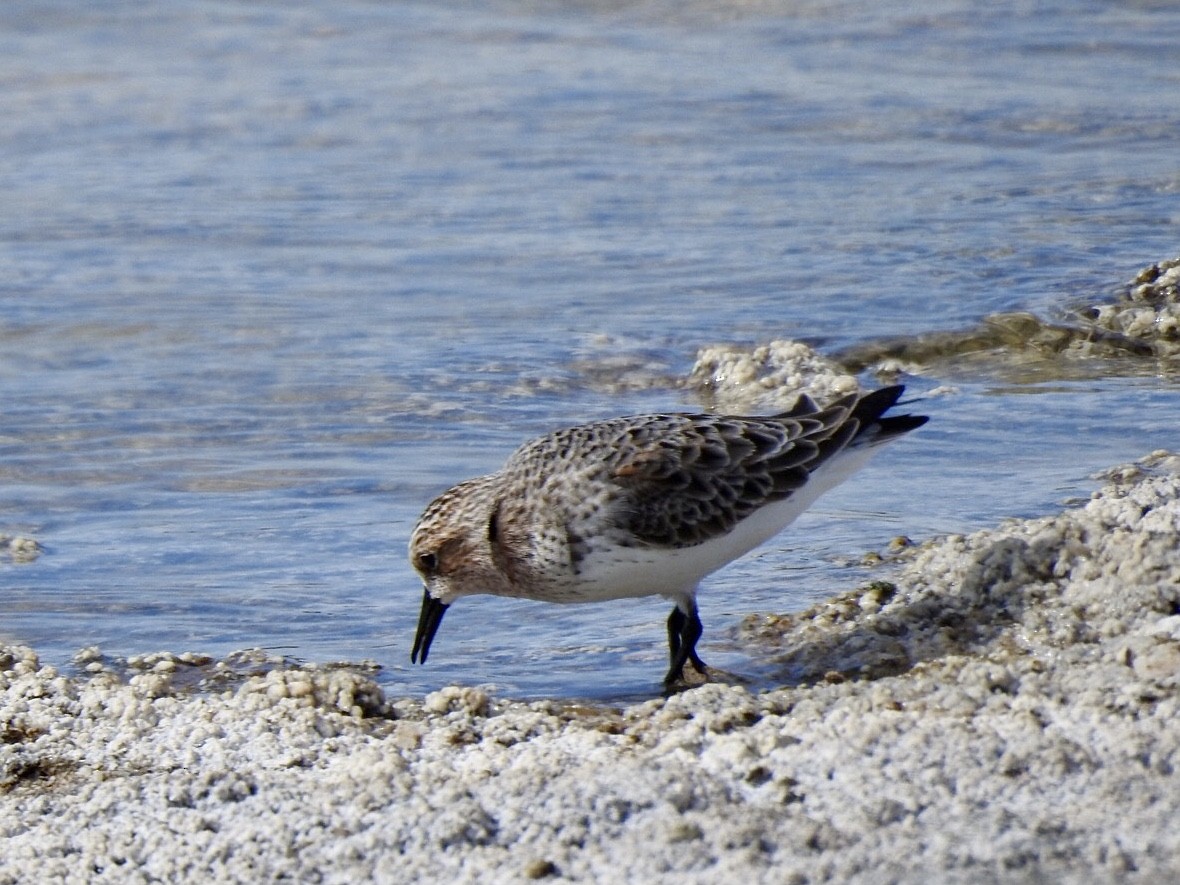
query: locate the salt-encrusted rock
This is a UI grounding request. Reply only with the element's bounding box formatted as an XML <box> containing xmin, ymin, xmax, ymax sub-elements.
<box><xmin>688</xmin><ymin>339</ymin><xmax>859</xmax><ymax>412</ymax></box>
<box><xmin>833</xmin><ymin>257</ymin><xmax>1180</xmax><ymax>379</ymax></box>
<box><xmin>0</xmin><ymin>535</ymin><xmax>42</xmax><ymax>563</ymax></box>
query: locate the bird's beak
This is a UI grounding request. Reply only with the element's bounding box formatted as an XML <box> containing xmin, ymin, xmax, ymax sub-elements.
<box><xmin>411</xmin><ymin>587</ymin><xmax>449</xmax><ymax>664</ymax></box>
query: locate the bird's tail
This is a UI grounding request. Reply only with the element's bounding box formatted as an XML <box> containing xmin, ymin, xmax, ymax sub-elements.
<box><xmin>848</xmin><ymin>384</ymin><xmax>928</xmax><ymax>444</ymax></box>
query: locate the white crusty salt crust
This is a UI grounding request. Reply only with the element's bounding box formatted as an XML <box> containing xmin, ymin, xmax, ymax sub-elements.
<box><xmin>1086</xmin><ymin>256</ymin><xmax>1180</xmax><ymax>346</ymax></box>
<box><xmin>4</xmin><ymin>454</ymin><xmax>1180</xmax><ymax>882</ymax></box>
<box><xmin>687</xmin><ymin>339</ymin><xmax>860</xmax><ymax>413</ymax></box>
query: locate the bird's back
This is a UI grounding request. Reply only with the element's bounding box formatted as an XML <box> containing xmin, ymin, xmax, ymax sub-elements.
<box><xmin>485</xmin><ymin>386</ymin><xmax>926</xmax><ymax>601</ymax></box>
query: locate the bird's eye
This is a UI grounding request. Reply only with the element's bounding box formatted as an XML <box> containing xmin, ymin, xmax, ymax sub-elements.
<box><xmin>417</xmin><ymin>551</ymin><xmax>439</xmax><ymax>574</ymax></box>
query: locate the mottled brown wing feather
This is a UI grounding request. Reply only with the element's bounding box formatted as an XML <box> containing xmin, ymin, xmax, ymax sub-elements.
<box><xmin>608</xmin><ymin>401</ymin><xmax>856</xmax><ymax>548</ymax></box>
<box><xmin>499</xmin><ymin>387</ymin><xmax>923</xmax><ymax>553</ymax></box>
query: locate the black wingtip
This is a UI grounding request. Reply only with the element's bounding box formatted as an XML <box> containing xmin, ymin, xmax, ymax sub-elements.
<box><xmin>851</xmin><ymin>384</ymin><xmax>906</xmax><ymax>420</ymax></box>
<box><xmin>411</xmin><ymin>587</ymin><xmax>449</xmax><ymax>665</ymax></box>
<box><xmin>880</xmin><ymin>413</ymin><xmax>929</xmax><ymax>434</ymax></box>
<box><xmin>853</xmin><ymin>384</ymin><xmax>928</xmax><ymax>440</ymax></box>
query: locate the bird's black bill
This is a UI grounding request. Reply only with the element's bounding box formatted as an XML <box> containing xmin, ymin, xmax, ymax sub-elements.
<box><xmin>411</xmin><ymin>588</ymin><xmax>449</xmax><ymax>664</ymax></box>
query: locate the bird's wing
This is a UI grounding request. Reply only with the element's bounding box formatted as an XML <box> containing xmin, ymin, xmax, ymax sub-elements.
<box><xmin>606</xmin><ymin>399</ymin><xmax>858</xmax><ymax>548</ymax></box>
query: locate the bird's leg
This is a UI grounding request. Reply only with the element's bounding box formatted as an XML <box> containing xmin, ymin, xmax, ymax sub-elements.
<box><xmin>664</xmin><ymin>600</ymin><xmax>707</xmax><ymax>688</ymax></box>
<box><xmin>682</xmin><ymin>605</ymin><xmax>706</xmax><ymax>673</ymax></box>
<box><xmin>667</xmin><ymin>606</ymin><xmax>684</xmax><ymax>667</ymax></box>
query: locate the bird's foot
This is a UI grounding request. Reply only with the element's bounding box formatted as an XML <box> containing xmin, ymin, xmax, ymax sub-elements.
<box><xmin>662</xmin><ymin>657</ymin><xmax>711</xmax><ymax>694</ymax></box>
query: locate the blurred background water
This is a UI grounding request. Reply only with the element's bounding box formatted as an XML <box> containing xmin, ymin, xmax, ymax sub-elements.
<box><xmin>2</xmin><ymin>0</ymin><xmax>1178</xmax><ymax>699</ymax></box>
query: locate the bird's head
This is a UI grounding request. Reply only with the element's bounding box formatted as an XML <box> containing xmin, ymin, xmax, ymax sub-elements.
<box><xmin>407</xmin><ymin>475</ymin><xmax>514</xmax><ymax>664</ymax></box>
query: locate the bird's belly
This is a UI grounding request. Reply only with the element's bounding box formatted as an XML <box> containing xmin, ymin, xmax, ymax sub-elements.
<box><xmin>561</xmin><ymin>499</ymin><xmax>805</xmax><ymax>602</ymax></box>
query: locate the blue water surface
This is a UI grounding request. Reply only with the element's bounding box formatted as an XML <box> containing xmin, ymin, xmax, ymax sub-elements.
<box><xmin>2</xmin><ymin>0</ymin><xmax>1178</xmax><ymax>698</ymax></box>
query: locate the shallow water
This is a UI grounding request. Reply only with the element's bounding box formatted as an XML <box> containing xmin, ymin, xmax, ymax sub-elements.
<box><xmin>2</xmin><ymin>0</ymin><xmax>1179</xmax><ymax>699</ymax></box>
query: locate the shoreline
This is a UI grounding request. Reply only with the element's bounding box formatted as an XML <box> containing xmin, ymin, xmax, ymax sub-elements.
<box><xmin>4</xmin><ymin>453</ymin><xmax>1180</xmax><ymax>882</ymax></box>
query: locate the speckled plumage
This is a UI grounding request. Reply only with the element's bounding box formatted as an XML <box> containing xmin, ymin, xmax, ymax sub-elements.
<box><xmin>409</xmin><ymin>385</ymin><xmax>927</xmax><ymax>689</ymax></box>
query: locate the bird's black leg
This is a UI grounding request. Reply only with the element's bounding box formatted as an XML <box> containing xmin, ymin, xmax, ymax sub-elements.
<box><xmin>664</xmin><ymin>600</ymin><xmax>707</xmax><ymax>688</ymax></box>
<box><xmin>667</xmin><ymin>606</ymin><xmax>684</xmax><ymax>666</ymax></box>
<box><xmin>682</xmin><ymin>605</ymin><xmax>706</xmax><ymax>673</ymax></box>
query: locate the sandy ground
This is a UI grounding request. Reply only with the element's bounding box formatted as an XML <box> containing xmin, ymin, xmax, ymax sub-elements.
<box><xmin>4</xmin><ymin>451</ymin><xmax>1180</xmax><ymax>883</ymax></box>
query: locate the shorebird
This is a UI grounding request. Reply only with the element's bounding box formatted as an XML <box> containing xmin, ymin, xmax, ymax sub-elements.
<box><xmin>409</xmin><ymin>385</ymin><xmax>927</xmax><ymax>689</ymax></box>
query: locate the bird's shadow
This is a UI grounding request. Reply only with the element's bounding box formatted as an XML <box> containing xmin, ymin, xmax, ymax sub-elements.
<box><xmin>729</xmin><ymin>534</ymin><xmax>1053</xmax><ymax>692</ymax></box>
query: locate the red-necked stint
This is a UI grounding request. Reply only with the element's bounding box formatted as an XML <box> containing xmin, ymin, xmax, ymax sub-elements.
<box><xmin>409</xmin><ymin>385</ymin><xmax>927</xmax><ymax>690</ymax></box>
